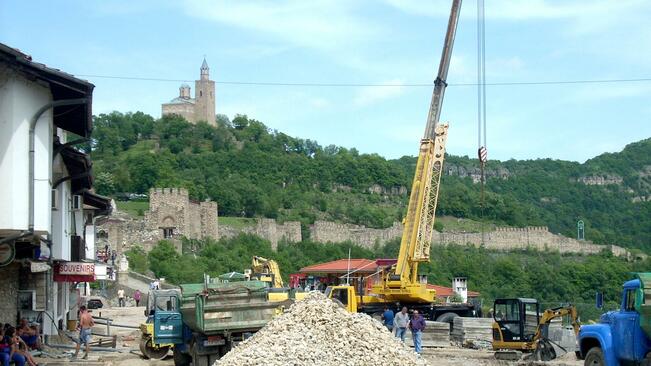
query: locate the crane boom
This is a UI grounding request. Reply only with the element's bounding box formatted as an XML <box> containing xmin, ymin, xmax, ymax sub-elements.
<box><xmin>373</xmin><ymin>0</ymin><xmax>461</xmax><ymax>302</ymax></box>
<box><xmin>424</xmin><ymin>0</ymin><xmax>462</xmax><ymax>140</ymax></box>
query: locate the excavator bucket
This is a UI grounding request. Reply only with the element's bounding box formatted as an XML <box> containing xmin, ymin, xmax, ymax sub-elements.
<box><xmin>635</xmin><ymin>273</ymin><xmax>651</xmax><ymax>339</ymax></box>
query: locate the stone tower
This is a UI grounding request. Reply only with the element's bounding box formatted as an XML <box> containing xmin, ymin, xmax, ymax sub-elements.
<box><xmin>194</xmin><ymin>58</ymin><xmax>216</xmax><ymax>125</ymax></box>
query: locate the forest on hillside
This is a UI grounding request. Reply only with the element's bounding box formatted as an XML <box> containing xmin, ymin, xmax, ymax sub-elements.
<box><xmin>88</xmin><ymin>111</ymin><xmax>651</xmax><ymax>251</ymax></box>
<box><xmin>126</xmin><ymin>235</ymin><xmax>651</xmax><ymax>321</ymax></box>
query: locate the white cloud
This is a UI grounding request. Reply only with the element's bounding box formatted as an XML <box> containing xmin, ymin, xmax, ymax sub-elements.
<box><xmin>353</xmin><ymin>79</ymin><xmax>405</xmax><ymax>106</ymax></box>
<box><xmin>309</xmin><ymin>97</ymin><xmax>330</xmax><ymax>109</ymax></box>
<box><xmin>382</xmin><ymin>0</ymin><xmax>646</xmax><ymax>22</ymax></box>
<box><xmin>181</xmin><ymin>0</ymin><xmax>380</xmax><ymax>52</ymax></box>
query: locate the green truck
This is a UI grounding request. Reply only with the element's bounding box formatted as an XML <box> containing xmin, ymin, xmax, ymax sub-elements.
<box><xmin>139</xmin><ymin>280</ymin><xmax>283</xmax><ymax>366</ymax></box>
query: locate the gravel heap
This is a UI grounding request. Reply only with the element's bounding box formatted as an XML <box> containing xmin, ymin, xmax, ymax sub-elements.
<box><xmin>215</xmin><ymin>292</ymin><xmax>428</xmax><ymax>366</ymax></box>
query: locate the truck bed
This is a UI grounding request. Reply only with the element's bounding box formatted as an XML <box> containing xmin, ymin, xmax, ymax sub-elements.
<box><xmin>179</xmin><ymin>281</ymin><xmax>278</xmax><ymax>334</ymax></box>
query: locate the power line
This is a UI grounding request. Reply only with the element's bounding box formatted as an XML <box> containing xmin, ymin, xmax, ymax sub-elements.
<box><xmin>74</xmin><ymin>73</ymin><xmax>651</xmax><ymax>87</ymax></box>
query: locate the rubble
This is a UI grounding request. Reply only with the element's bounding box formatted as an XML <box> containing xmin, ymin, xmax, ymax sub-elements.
<box><xmin>215</xmin><ymin>292</ymin><xmax>428</xmax><ymax>366</ymax></box>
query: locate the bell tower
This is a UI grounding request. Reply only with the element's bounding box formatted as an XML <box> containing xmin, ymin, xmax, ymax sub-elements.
<box><xmin>194</xmin><ymin>58</ymin><xmax>216</xmax><ymax>125</ymax></box>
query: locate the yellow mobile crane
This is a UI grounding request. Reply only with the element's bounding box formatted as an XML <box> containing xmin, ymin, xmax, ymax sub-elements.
<box><xmin>325</xmin><ymin>0</ymin><xmax>476</xmax><ymax>322</ymax></box>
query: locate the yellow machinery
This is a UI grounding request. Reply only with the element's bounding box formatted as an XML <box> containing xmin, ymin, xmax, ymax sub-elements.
<box><xmin>323</xmin><ymin>1</ymin><xmax>464</xmax><ymax>320</ymax></box>
<box><xmin>492</xmin><ymin>298</ymin><xmax>580</xmax><ymax>361</ymax></box>
<box><xmin>368</xmin><ymin>0</ymin><xmax>459</xmax><ymax>303</ymax></box>
<box><xmin>248</xmin><ymin>256</ymin><xmax>308</xmax><ymax>303</ymax></box>
<box><xmin>250</xmin><ymin>256</ymin><xmax>284</xmax><ymax>288</ymax></box>
<box><xmin>325</xmin><ymin>0</ymin><xmax>459</xmax><ymax>310</ymax></box>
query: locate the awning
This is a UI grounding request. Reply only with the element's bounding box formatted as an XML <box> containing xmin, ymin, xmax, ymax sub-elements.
<box><xmin>82</xmin><ymin>190</ymin><xmax>112</xmax><ymax>216</ymax></box>
<box><xmin>53</xmin><ymin>262</ymin><xmax>95</xmax><ymax>282</ymax></box>
<box><xmin>0</xmin><ymin>43</ymin><xmax>94</xmax><ymax>137</ymax></box>
<box><xmin>58</xmin><ymin>143</ymin><xmax>93</xmax><ymax>192</ymax></box>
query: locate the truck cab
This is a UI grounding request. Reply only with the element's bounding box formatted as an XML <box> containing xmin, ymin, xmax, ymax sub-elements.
<box><xmin>140</xmin><ymin>289</ymin><xmax>184</xmax><ymax>359</ymax></box>
<box><xmin>325</xmin><ymin>285</ymin><xmax>358</xmax><ymax>313</ymax></box>
<box><xmin>578</xmin><ymin>275</ymin><xmax>651</xmax><ymax>365</ymax></box>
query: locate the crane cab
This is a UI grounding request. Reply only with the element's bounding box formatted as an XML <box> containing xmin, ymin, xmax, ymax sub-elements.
<box><xmin>492</xmin><ymin>298</ymin><xmax>540</xmax><ymax>351</ymax></box>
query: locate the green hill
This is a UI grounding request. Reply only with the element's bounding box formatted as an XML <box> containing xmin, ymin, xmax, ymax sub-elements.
<box><xmin>89</xmin><ymin>111</ymin><xmax>651</xmax><ymax>251</ymax></box>
<box><xmin>127</xmin><ymin>234</ymin><xmax>650</xmax><ymax>321</ymax></box>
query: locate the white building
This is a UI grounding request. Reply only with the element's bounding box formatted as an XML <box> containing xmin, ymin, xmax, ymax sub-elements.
<box><xmin>0</xmin><ymin>43</ymin><xmax>110</xmax><ymax>334</ymax></box>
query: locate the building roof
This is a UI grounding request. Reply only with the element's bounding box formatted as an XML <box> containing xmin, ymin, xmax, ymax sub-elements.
<box><xmin>299</xmin><ymin>259</ymin><xmax>379</xmax><ymax>274</ymax></box>
<box><xmin>164</xmin><ymin>97</ymin><xmax>196</xmax><ymax>105</ymax></box>
<box><xmin>58</xmin><ymin>143</ymin><xmax>93</xmax><ymax>192</ymax></box>
<box><xmin>299</xmin><ymin>258</ymin><xmax>480</xmax><ymax>297</ymax></box>
<box><xmin>0</xmin><ymin>43</ymin><xmax>95</xmax><ymax>137</ymax></box>
<box><xmin>81</xmin><ymin>190</ymin><xmax>112</xmax><ymax>216</ymax></box>
<box><xmin>201</xmin><ymin>58</ymin><xmax>209</xmax><ymax>70</ymax></box>
<box><xmin>427</xmin><ymin>284</ymin><xmax>480</xmax><ymax>298</ymax></box>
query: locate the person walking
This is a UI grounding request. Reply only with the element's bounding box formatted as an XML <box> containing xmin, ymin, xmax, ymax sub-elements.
<box><xmin>409</xmin><ymin>309</ymin><xmax>426</xmax><ymax>354</ymax></box>
<box><xmin>381</xmin><ymin>306</ymin><xmax>394</xmax><ymax>333</ymax></box>
<box><xmin>117</xmin><ymin>288</ymin><xmax>125</xmax><ymax>307</ymax></box>
<box><xmin>134</xmin><ymin>290</ymin><xmax>142</xmax><ymax>307</ymax></box>
<box><xmin>394</xmin><ymin>306</ymin><xmax>409</xmax><ymax>342</ymax></box>
<box><xmin>74</xmin><ymin>306</ymin><xmax>94</xmax><ymax>359</ymax></box>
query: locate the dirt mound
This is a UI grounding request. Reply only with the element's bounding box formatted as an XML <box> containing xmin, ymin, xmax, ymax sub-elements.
<box><xmin>215</xmin><ymin>292</ymin><xmax>428</xmax><ymax>366</ymax></box>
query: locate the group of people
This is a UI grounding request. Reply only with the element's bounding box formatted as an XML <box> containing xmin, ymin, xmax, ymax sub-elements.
<box><xmin>0</xmin><ymin>320</ymin><xmax>41</xmax><ymax>366</ymax></box>
<box><xmin>149</xmin><ymin>279</ymin><xmax>160</xmax><ymax>291</ymax></box>
<box><xmin>381</xmin><ymin>306</ymin><xmax>427</xmax><ymax>354</ymax></box>
<box><xmin>117</xmin><ymin>289</ymin><xmax>142</xmax><ymax>307</ymax></box>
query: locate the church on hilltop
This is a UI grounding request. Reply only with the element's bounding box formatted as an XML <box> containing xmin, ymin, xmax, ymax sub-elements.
<box><xmin>161</xmin><ymin>58</ymin><xmax>216</xmax><ymax>125</ymax></box>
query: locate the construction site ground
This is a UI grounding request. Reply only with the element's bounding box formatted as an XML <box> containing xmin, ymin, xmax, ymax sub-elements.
<box><xmin>33</xmin><ymin>305</ymin><xmax>583</xmax><ymax>366</ymax></box>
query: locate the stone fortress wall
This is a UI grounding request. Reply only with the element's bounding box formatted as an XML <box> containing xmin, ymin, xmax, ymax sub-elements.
<box><xmin>219</xmin><ymin>218</ymin><xmax>301</xmax><ymax>250</ymax></box>
<box><xmin>305</xmin><ymin>221</ymin><xmax>641</xmax><ymax>260</ymax></box>
<box><xmin>99</xmin><ymin>188</ymin><xmax>641</xmax><ymax>260</ymax></box>
<box><xmin>310</xmin><ymin>220</ymin><xmax>403</xmax><ymax>249</ymax></box>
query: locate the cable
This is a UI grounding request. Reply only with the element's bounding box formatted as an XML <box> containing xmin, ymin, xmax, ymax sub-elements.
<box><xmin>72</xmin><ymin>74</ymin><xmax>651</xmax><ymax>87</ymax></box>
<box><xmin>477</xmin><ymin>0</ymin><xmax>487</xmax><ymax>248</ymax></box>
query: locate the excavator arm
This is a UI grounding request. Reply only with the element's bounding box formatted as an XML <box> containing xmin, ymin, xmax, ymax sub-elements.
<box><xmin>251</xmin><ymin>256</ymin><xmax>284</xmax><ymax>288</ymax></box>
<box><xmin>536</xmin><ymin>305</ymin><xmax>581</xmax><ymax>339</ymax></box>
<box><xmin>531</xmin><ymin>305</ymin><xmax>581</xmax><ymax>361</ymax></box>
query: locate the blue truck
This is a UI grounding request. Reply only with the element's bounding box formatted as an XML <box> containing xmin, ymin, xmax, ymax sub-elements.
<box><xmin>578</xmin><ymin>273</ymin><xmax>651</xmax><ymax>365</ymax></box>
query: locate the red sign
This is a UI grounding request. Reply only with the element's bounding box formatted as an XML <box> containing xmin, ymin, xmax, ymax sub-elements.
<box><xmin>54</xmin><ymin>262</ymin><xmax>96</xmax><ymax>282</ymax></box>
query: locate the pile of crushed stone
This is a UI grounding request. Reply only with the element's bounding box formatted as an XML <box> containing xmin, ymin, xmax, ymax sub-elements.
<box><xmin>215</xmin><ymin>292</ymin><xmax>428</xmax><ymax>366</ymax></box>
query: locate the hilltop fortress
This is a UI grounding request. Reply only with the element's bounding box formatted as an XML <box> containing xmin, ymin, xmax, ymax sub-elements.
<box><xmin>162</xmin><ymin>59</ymin><xmax>216</xmax><ymax>125</ymax></box>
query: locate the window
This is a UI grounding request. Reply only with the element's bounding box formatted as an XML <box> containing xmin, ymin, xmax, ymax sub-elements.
<box><xmin>163</xmin><ymin>228</ymin><xmax>175</xmax><ymax>238</ymax></box>
<box><xmin>625</xmin><ymin>289</ymin><xmax>637</xmax><ymax>311</ymax></box>
<box><xmin>331</xmin><ymin>289</ymin><xmax>348</xmax><ymax>305</ymax></box>
<box><xmin>200</xmin><ymin>91</ymin><xmax>202</xmax><ymax>97</ymax></box>
<box><xmin>155</xmin><ymin>295</ymin><xmax>177</xmax><ymax>311</ymax></box>
<box><xmin>524</xmin><ymin>302</ymin><xmax>539</xmax><ymax>339</ymax></box>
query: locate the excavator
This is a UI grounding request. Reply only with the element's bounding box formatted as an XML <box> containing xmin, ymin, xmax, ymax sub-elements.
<box><xmin>325</xmin><ymin>0</ymin><xmax>468</xmax><ymax>321</ymax></box>
<box><xmin>492</xmin><ymin>298</ymin><xmax>580</xmax><ymax>361</ymax></box>
<box><xmin>248</xmin><ymin>256</ymin><xmax>308</xmax><ymax>303</ymax></box>
<box><xmin>250</xmin><ymin>256</ymin><xmax>284</xmax><ymax>288</ymax></box>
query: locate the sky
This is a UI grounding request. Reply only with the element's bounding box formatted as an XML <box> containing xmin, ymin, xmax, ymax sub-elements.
<box><xmin>2</xmin><ymin>0</ymin><xmax>651</xmax><ymax>162</ymax></box>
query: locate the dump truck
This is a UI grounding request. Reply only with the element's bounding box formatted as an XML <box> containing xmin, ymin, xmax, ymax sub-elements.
<box><xmin>578</xmin><ymin>273</ymin><xmax>651</xmax><ymax>365</ymax></box>
<box><xmin>139</xmin><ymin>280</ymin><xmax>284</xmax><ymax>366</ymax></box>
